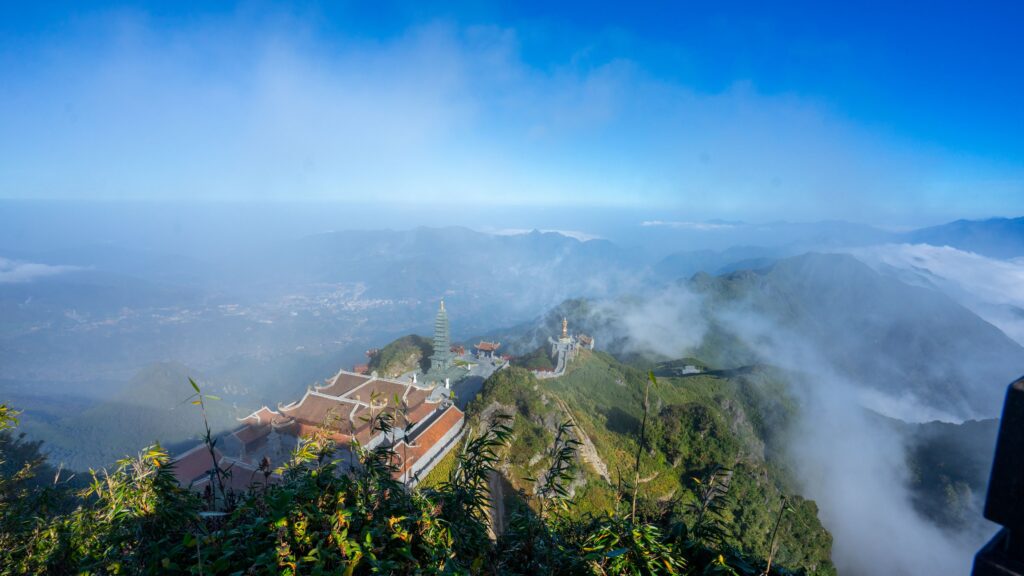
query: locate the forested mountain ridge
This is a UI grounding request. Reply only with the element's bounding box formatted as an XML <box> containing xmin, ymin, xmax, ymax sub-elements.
<box><xmin>466</xmin><ymin>352</ymin><xmax>835</xmax><ymax>574</ymax></box>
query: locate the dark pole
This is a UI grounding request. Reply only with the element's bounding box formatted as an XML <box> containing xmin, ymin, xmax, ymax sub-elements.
<box><xmin>973</xmin><ymin>376</ymin><xmax>1024</xmax><ymax>575</ymax></box>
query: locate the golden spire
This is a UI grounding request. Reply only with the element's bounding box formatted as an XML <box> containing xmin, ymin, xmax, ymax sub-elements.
<box><xmin>562</xmin><ymin>317</ymin><xmax>568</xmax><ymax>339</ymax></box>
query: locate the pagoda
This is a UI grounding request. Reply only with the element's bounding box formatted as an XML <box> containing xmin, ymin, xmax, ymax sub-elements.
<box><xmin>428</xmin><ymin>299</ymin><xmax>454</xmax><ymax>374</ymax></box>
<box><xmin>559</xmin><ymin>317</ymin><xmax>571</xmax><ymax>343</ymax></box>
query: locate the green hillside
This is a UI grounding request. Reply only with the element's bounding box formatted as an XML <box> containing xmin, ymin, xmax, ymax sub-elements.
<box><xmin>469</xmin><ymin>352</ymin><xmax>835</xmax><ymax>574</ymax></box>
<box><xmin>894</xmin><ymin>416</ymin><xmax>999</xmax><ymax>529</ymax></box>
<box><xmin>367</xmin><ymin>334</ymin><xmax>433</xmax><ymax>377</ymax></box>
<box><xmin>19</xmin><ymin>363</ymin><xmax>238</xmax><ymax>470</ymax></box>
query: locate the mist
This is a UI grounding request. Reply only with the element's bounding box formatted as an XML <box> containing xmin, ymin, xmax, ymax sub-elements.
<box><xmin>2</xmin><ymin>4</ymin><xmax>1023</xmax><ymax>574</ymax></box>
<box><xmin>0</xmin><ymin>257</ymin><xmax>82</xmax><ymax>284</ymax></box>
<box><xmin>596</xmin><ymin>288</ymin><xmax>708</xmax><ymax>358</ymax></box>
<box><xmin>571</xmin><ymin>255</ymin><xmax>1014</xmax><ymax>574</ymax></box>
<box><xmin>717</xmin><ymin>308</ymin><xmax>987</xmax><ymax>575</ymax></box>
<box><xmin>851</xmin><ymin>243</ymin><xmax>1024</xmax><ymax>346</ymax></box>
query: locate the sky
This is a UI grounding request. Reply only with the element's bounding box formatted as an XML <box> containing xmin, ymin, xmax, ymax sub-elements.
<box><xmin>1</xmin><ymin>1</ymin><xmax>1022</xmax><ymax>225</ymax></box>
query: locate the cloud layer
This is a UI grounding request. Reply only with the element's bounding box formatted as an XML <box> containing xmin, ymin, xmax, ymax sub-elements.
<box><xmin>852</xmin><ymin>244</ymin><xmax>1024</xmax><ymax>345</ymax></box>
<box><xmin>0</xmin><ymin>257</ymin><xmax>80</xmax><ymax>284</ymax></box>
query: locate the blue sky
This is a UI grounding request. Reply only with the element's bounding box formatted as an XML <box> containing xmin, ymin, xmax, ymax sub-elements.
<box><xmin>1</xmin><ymin>1</ymin><xmax>1021</xmax><ymax>224</ymax></box>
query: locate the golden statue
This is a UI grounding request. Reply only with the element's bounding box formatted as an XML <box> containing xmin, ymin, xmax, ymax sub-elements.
<box><xmin>562</xmin><ymin>317</ymin><xmax>568</xmax><ymax>339</ymax></box>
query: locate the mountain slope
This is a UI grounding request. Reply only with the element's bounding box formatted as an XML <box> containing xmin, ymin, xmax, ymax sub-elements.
<box><xmin>906</xmin><ymin>217</ymin><xmax>1024</xmax><ymax>259</ymax></box>
<box><xmin>469</xmin><ymin>354</ymin><xmax>835</xmax><ymax>574</ymax></box>
<box><xmin>21</xmin><ymin>363</ymin><xmax>239</xmax><ymax>470</ymax></box>
<box><xmin>689</xmin><ymin>253</ymin><xmax>1024</xmax><ymax>418</ymax></box>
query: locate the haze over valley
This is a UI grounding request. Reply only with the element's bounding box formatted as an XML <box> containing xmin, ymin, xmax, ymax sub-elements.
<box><xmin>2</xmin><ymin>3</ymin><xmax>1023</xmax><ymax>575</ymax></box>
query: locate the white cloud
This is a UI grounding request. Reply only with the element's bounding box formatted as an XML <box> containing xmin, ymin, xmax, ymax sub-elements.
<box><xmin>600</xmin><ymin>287</ymin><xmax>708</xmax><ymax>357</ymax></box>
<box><xmin>715</xmin><ymin>307</ymin><xmax>981</xmax><ymax>575</ymax></box>
<box><xmin>487</xmin><ymin>228</ymin><xmax>602</xmax><ymax>241</ymax></box>
<box><xmin>0</xmin><ymin>257</ymin><xmax>80</xmax><ymax>284</ymax></box>
<box><xmin>851</xmin><ymin>244</ymin><xmax>1024</xmax><ymax>345</ymax></box>
<box><xmin>640</xmin><ymin>220</ymin><xmax>738</xmax><ymax>231</ymax></box>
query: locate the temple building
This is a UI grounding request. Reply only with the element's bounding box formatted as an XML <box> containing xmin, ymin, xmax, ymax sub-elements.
<box><xmin>172</xmin><ymin>368</ymin><xmax>465</xmax><ymax>489</ymax></box>
<box><xmin>474</xmin><ymin>340</ymin><xmax>501</xmax><ymax>359</ymax></box>
<box><xmin>534</xmin><ymin>317</ymin><xmax>594</xmax><ymax>379</ymax></box>
<box><xmin>559</xmin><ymin>317</ymin><xmax>571</xmax><ymax>343</ymax></box>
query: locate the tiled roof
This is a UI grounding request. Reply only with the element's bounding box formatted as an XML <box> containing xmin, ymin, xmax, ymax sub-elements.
<box><xmin>240</xmin><ymin>406</ymin><xmax>281</xmax><ymax>425</ymax></box>
<box><xmin>318</xmin><ymin>371</ymin><xmax>372</xmax><ymax>396</ymax></box>
<box><xmin>279</xmin><ymin>394</ymin><xmax>352</xmax><ymax>427</ymax></box>
<box><xmin>395</xmin><ymin>405</ymin><xmax>464</xmax><ymax>477</ymax></box>
<box><xmin>406</xmin><ymin>400</ymin><xmax>437</xmax><ymax>426</ymax></box>
<box><xmin>192</xmin><ymin>457</ymin><xmax>281</xmax><ymax>492</ymax></box>
<box><xmin>176</xmin><ymin>367</ymin><xmax>459</xmax><ymax>490</ymax></box>
<box><xmin>474</xmin><ymin>341</ymin><xmax>501</xmax><ymax>352</ymax></box>
<box><xmin>347</xmin><ymin>380</ymin><xmax>410</xmax><ymax>405</ymax></box>
<box><xmin>233</xmin><ymin>424</ymin><xmax>271</xmax><ymax>445</ymax></box>
<box><xmin>171</xmin><ymin>444</ymin><xmax>224</xmax><ymax>486</ymax></box>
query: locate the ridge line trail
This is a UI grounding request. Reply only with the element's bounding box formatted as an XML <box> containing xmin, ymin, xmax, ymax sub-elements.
<box><xmin>551</xmin><ymin>395</ymin><xmax>610</xmax><ymax>483</ymax></box>
<box><xmin>488</xmin><ymin>470</ymin><xmax>506</xmax><ymax>539</ymax></box>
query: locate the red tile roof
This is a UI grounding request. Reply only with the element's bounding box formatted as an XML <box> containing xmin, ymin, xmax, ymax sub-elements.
<box><xmin>176</xmin><ymin>368</ymin><xmax>458</xmax><ymax>489</ymax></box>
<box><xmin>192</xmin><ymin>457</ymin><xmax>281</xmax><ymax>492</ymax></box>
<box><xmin>406</xmin><ymin>400</ymin><xmax>437</xmax><ymax>426</ymax></box>
<box><xmin>171</xmin><ymin>444</ymin><xmax>224</xmax><ymax>486</ymax></box>
<box><xmin>279</xmin><ymin>394</ymin><xmax>352</xmax><ymax>427</ymax></box>
<box><xmin>395</xmin><ymin>405</ymin><xmax>464</xmax><ymax>477</ymax></box>
<box><xmin>318</xmin><ymin>372</ymin><xmax>372</xmax><ymax>396</ymax></box>
<box><xmin>240</xmin><ymin>406</ymin><xmax>281</xmax><ymax>425</ymax></box>
<box><xmin>475</xmin><ymin>341</ymin><xmax>501</xmax><ymax>352</ymax></box>
<box><xmin>233</xmin><ymin>424</ymin><xmax>271</xmax><ymax>445</ymax></box>
<box><xmin>347</xmin><ymin>380</ymin><xmax>410</xmax><ymax>405</ymax></box>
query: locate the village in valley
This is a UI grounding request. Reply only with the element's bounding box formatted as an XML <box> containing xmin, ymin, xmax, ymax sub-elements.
<box><xmin>171</xmin><ymin>300</ymin><xmax>595</xmax><ymax>491</ymax></box>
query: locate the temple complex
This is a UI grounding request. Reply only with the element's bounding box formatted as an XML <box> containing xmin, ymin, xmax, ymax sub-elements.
<box><xmin>171</xmin><ymin>299</ymin><xmax>507</xmax><ymax>492</ymax></box>
<box><xmin>172</xmin><ymin>368</ymin><xmax>465</xmax><ymax>489</ymax></box>
<box><xmin>534</xmin><ymin>317</ymin><xmax>595</xmax><ymax>379</ymax></box>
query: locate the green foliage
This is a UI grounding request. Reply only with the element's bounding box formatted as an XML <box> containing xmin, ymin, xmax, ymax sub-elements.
<box><xmin>0</xmin><ymin>404</ymin><xmax>19</xmax><ymax>431</ymax></box>
<box><xmin>897</xmin><ymin>416</ymin><xmax>997</xmax><ymax>530</ymax></box>
<box><xmin>417</xmin><ymin>437</ymin><xmax>463</xmax><ymax>489</ymax></box>
<box><xmin>513</xmin><ymin>346</ymin><xmax>555</xmax><ymax>371</ymax></box>
<box><xmin>0</xmin><ymin>357</ymin><xmax>835</xmax><ymax>575</ymax></box>
<box><xmin>475</xmin><ymin>351</ymin><xmax>836</xmax><ymax>575</ymax></box>
<box><xmin>368</xmin><ymin>334</ymin><xmax>433</xmax><ymax>377</ymax></box>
